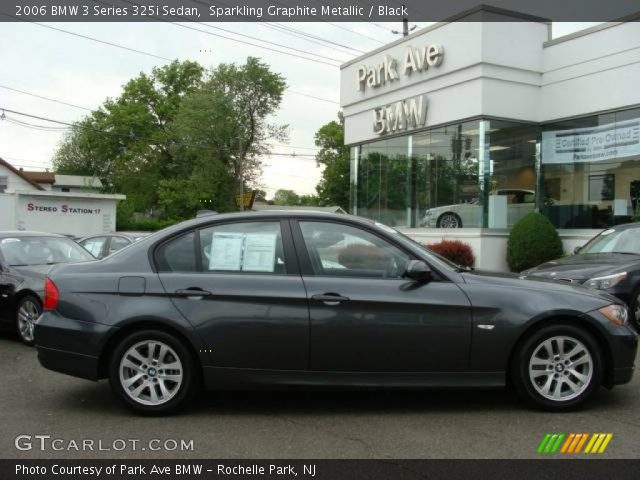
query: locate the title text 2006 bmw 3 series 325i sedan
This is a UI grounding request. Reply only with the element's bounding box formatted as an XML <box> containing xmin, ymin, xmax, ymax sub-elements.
<box><xmin>34</xmin><ymin>211</ymin><xmax>637</xmax><ymax>414</ymax></box>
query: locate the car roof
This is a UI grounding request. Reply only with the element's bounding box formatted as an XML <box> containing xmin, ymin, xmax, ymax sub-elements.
<box><xmin>0</xmin><ymin>230</ymin><xmax>66</xmax><ymax>238</ymax></box>
<box><xmin>161</xmin><ymin>210</ymin><xmax>373</xmax><ymax>235</ymax></box>
<box><xmin>607</xmin><ymin>222</ymin><xmax>640</xmax><ymax>231</ymax></box>
<box><xmin>78</xmin><ymin>233</ymin><xmax>135</xmax><ymax>241</ymax></box>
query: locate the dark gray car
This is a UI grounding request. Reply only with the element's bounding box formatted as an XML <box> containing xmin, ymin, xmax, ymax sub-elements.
<box><xmin>34</xmin><ymin>211</ymin><xmax>637</xmax><ymax>414</ymax></box>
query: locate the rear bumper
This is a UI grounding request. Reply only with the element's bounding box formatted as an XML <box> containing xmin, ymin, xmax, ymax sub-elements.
<box><xmin>34</xmin><ymin>311</ymin><xmax>115</xmax><ymax>381</ymax></box>
<box><xmin>37</xmin><ymin>346</ymin><xmax>100</xmax><ymax>381</ymax></box>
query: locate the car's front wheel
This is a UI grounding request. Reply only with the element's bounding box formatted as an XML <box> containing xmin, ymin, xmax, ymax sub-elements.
<box><xmin>108</xmin><ymin>330</ymin><xmax>199</xmax><ymax>414</ymax></box>
<box><xmin>512</xmin><ymin>324</ymin><xmax>603</xmax><ymax>410</ymax></box>
<box><xmin>437</xmin><ymin>212</ymin><xmax>462</xmax><ymax>228</ymax></box>
<box><xmin>16</xmin><ymin>295</ymin><xmax>41</xmax><ymax>346</ymax></box>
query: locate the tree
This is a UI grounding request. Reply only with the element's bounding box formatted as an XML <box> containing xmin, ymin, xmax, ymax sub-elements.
<box><xmin>53</xmin><ymin>60</ymin><xmax>205</xmax><ymax>215</ymax></box>
<box><xmin>204</xmin><ymin>57</ymin><xmax>287</xmax><ymax>204</ymax></box>
<box><xmin>314</xmin><ymin>113</ymin><xmax>350</xmax><ymax>209</ymax></box>
<box><xmin>272</xmin><ymin>189</ymin><xmax>301</xmax><ymax>205</ymax></box>
<box><xmin>52</xmin><ymin>57</ymin><xmax>288</xmax><ymax>221</ymax></box>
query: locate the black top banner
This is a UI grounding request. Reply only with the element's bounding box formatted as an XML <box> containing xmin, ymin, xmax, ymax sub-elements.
<box><xmin>1</xmin><ymin>0</ymin><xmax>640</xmax><ymax>22</ymax></box>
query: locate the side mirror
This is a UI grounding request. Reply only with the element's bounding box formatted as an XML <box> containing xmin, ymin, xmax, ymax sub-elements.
<box><xmin>573</xmin><ymin>245</ymin><xmax>583</xmax><ymax>255</ymax></box>
<box><xmin>404</xmin><ymin>260</ymin><xmax>433</xmax><ymax>282</ymax></box>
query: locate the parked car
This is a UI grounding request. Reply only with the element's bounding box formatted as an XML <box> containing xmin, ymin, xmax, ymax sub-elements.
<box><xmin>77</xmin><ymin>233</ymin><xmax>149</xmax><ymax>259</ymax></box>
<box><xmin>421</xmin><ymin>189</ymin><xmax>537</xmax><ymax>228</ymax></box>
<box><xmin>523</xmin><ymin>222</ymin><xmax>640</xmax><ymax>329</ymax></box>
<box><xmin>35</xmin><ymin>212</ymin><xmax>636</xmax><ymax>414</ymax></box>
<box><xmin>0</xmin><ymin>231</ymin><xmax>95</xmax><ymax>345</ymax></box>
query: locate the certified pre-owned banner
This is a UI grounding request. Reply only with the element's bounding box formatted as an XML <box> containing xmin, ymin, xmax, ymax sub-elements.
<box><xmin>1</xmin><ymin>0</ymin><xmax>640</xmax><ymax>22</ymax></box>
<box><xmin>3</xmin><ymin>460</ymin><xmax>640</xmax><ymax>480</ymax></box>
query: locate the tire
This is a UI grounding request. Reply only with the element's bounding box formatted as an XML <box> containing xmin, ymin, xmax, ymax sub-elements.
<box><xmin>629</xmin><ymin>287</ymin><xmax>640</xmax><ymax>331</ymax></box>
<box><xmin>511</xmin><ymin>323</ymin><xmax>603</xmax><ymax>411</ymax></box>
<box><xmin>16</xmin><ymin>295</ymin><xmax>41</xmax><ymax>346</ymax></box>
<box><xmin>108</xmin><ymin>330</ymin><xmax>200</xmax><ymax>415</ymax></box>
<box><xmin>437</xmin><ymin>212</ymin><xmax>462</xmax><ymax>228</ymax></box>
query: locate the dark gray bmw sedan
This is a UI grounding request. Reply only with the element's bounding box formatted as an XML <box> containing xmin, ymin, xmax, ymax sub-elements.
<box><xmin>34</xmin><ymin>211</ymin><xmax>637</xmax><ymax>414</ymax></box>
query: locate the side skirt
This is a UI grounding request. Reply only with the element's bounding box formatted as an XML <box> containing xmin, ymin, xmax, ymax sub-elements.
<box><xmin>203</xmin><ymin>366</ymin><xmax>505</xmax><ymax>390</ymax></box>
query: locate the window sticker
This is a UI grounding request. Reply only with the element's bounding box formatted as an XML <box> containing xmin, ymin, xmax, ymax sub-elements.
<box><xmin>209</xmin><ymin>233</ymin><xmax>244</xmax><ymax>271</ymax></box>
<box><xmin>242</xmin><ymin>233</ymin><xmax>277</xmax><ymax>272</ymax></box>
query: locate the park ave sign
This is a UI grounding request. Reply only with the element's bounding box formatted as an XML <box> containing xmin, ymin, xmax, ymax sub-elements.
<box><xmin>356</xmin><ymin>44</ymin><xmax>444</xmax><ymax>92</ymax></box>
<box><xmin>355</xmin><ymin>44</ymin><xmax>444</xmax><ymax>135</ymax></box>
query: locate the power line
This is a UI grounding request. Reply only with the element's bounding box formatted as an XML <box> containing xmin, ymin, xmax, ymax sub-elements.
<box><xmin>0</xmin><ymin>84</ymin><xmax>93</xmax><ymax>111</ymax></box>
<box><xmin>187</xmin><ymin>0</ymin><xmax>364</xmax><ymax>56</ymax></box>
<box><xmin>265</xmin><ymin>23</ymin><xmax>367</xmax><ymax>55</ymax></box>
<box><xmin>326</xmin><ymin>22</ymin><xmax>386</xmax><ymax>44</ymax></box>
<box><xmin>3</xmin><ymin>17</ymin><xmax>339</xmax><ymax>105</ymax></box>
<box><xmin>92</xmin><ymin>0</ymin><xmax>342</xmax><ymax>66</ymax></box>
<box><xmin>0</xmin><ymin>107</ymin><xmax>320</xmax><ymax>159</ymax></box>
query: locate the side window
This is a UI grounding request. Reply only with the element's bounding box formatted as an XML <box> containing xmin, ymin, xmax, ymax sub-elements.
<box><xmin>109</xmin><ymin>236</ymin><xmax>131</xmax><ymax>254</ymax></box>
<box><xmin>199</xmin><ymin>222</ymin><xmax>286</xmax><ymax>274</ymax></box>
<box><xmin>156</xmin><ymin>232</ymin><xmax>196</xmax><ymax>272</ymax></box>
<box><xmin>81</xmin><ymin>237</ymin><xmax>107</xmax><ymax>257</ymax></box>
<box><xmin>299</xmin><ymin>222</ymin><xmax>411</xmax><ymax>279</ymax></box>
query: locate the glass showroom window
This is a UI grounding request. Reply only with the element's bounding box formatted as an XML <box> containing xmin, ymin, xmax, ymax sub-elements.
<box><xmin>353</xmin><ymin>136</ymin><xmax>411</xmax><ymax>227</ymax></box>
<box><xmin>484</xmin><ymin>120</ymin><xmax>540</xmax><ymax>229</ymax></box>
<box><xmin>540</xmin><ymin>107</ymin><xmax>640</xmax><ymax>229</ymax></box>
<box><xmin>413</xmin><ymin>121</ymin><xmax>482</xmax><ymax>229</ymax></box>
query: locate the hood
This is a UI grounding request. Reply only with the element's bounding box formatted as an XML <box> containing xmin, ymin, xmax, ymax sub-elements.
<box><xmin>523</xmin><ymin>253</ymin><xmax>640</xmax><ymax>282</ymax></box>
<box><xmin>462</xmin><ymin>269</ymin><xmax>620</xmax><ymax>306</ymax></box>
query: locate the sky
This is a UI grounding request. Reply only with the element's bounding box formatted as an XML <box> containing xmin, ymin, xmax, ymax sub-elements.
<box><xmin>0</xmin><ymin>20</ymin><xmax>599</xmax><ymax>197</ymax></box>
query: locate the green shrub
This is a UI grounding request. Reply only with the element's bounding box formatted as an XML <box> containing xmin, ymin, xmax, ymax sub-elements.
<box><xmin>507</xmin><ymin>212</ymin><xmax>564</xmax><ymax>272</ymax></box>
<box><xmin>117</xmin><ymin>218</ymin><xmax>177</xmax><ymax>232</ymax></box>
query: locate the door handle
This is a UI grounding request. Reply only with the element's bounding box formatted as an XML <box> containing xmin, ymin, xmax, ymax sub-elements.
<box><xmin>175</xmin><ymin>288</ymin><xmax>213</xmax><ymax>299</ymax></box>
<box><xmin>311</xmin><ymin>293</ymin><xmax>350</xmax><ymax>306</ymax></box>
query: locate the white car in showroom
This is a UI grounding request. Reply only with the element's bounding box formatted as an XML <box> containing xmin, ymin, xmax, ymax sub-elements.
<box><xmin>420</xmin><ymin>189</ymin><xmax>536</xmax><ymax>228</ymax></box>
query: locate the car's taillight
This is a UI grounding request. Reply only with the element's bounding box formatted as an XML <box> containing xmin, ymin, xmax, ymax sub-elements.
<box><xmin>43</xmin><ymin>277</ymin><xmax>59</xmax><ymax>311</ymax></box>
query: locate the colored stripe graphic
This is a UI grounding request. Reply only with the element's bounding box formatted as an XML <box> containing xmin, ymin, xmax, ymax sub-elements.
<box><xmin>585</xmin><ymin>434</ymin><xmax>613</xmax><ymax>454</ymax></box>
<box><xmin>539</xmin><ymin>433</ymin><xmax>613</xmax><ymax>454</ymax></box>
<box><xmin>537</xmin><ymin>433</ymin><xmax>565</xmax><ymax>454</ymax></box>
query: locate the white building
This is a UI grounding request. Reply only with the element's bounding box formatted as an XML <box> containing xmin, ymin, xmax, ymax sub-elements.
<box><xmin>340</xmin><ymin>6</ymin><xmax>640</xmax><ymax>270</ymax></box>
<box><xmin>0</xmin><ymin>158</ymin><xmax>125</xmax><ymax>237</ymax></box>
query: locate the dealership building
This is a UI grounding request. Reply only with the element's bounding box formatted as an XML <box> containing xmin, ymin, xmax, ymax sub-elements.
<box><xmin>340</xmin><ymin>7</ymin><xmax>640</xmax><ymax>270</ymax></box>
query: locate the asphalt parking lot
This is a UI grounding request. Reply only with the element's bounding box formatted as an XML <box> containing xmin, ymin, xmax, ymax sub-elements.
<box><xmin>1</xmin><ymin>332</ymin><xmax>638</xmax><ymax>460</ymax></box>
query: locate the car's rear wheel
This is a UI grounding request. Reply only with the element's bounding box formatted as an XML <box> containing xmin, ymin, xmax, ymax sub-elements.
<box><xmin>16</xmin><ymin>295</ymin><xmax>41</xmax><ymax>346</ymax></box>
<box><xmin>437</xmin><ymin>212</ymin><xmax>462</xmax><ymax>228</ymax></box>
<box><xmin>108</xmin><ymin>330</ymin><xmax>199</xmax><ymax>415</ymax></box>
<box><xmin>511</xmin><ymin>324</ymin><xmax>603</xmax><ymax>410</ymax></box>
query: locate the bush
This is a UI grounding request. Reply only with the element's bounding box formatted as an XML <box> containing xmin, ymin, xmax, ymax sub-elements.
<box><xmin>507</xmin><ymin>212</ymin><xmax>564</xmax><ymax>272</ymax></box>
<box><xmin>426</xmin><ymin>240</ymin><xmax>475</xmax><ymax>267</ymax></box>
<box><xmin>117</xmin><ymin>218</ymin><xmax>177</xmax><ymax>232</ymax></box>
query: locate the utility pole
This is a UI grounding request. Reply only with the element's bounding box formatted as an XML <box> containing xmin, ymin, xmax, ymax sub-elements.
<box><xmin>238</xmin><ymin>135</ymin><xmax>244</xmax><ymax>211</ymax></box>
<box><xmin>392</xmin><ymin>18</ymin><xmax>416</xmax><ymax>37</ymax></box>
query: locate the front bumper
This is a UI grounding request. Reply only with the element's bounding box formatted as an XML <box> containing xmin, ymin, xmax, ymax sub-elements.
<box><xmin>35</xmin><ymin>311</ymin><xmax>116</xmax><ymax>381</ymax></box>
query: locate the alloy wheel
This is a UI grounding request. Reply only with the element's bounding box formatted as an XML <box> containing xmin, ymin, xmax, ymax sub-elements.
<box><xmin>119</xmin><ymin>340</ymin><xmax>183</xmax><ymax>406</ymax></box>
<box><xmin>439</xmin><ymin>213</ymin><xmax>460</xmax><ymax>228</ymax></box>
<box><xmin>528</xmin><ymin>335</ymin><xmax>593</xmax><ymax>402</ymax></box>
<box><xmin>635</xmin><ymin>292</ymin><xmax>640</xmax><ymax>326</ymax></box>
<box><xmin>17</xmin><ymin>299</ymin><xmax>40</xmax><ymax>343</ymax></box>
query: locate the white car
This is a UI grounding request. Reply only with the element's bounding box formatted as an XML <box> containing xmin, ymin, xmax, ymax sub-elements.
<box><xmin>420</xmin><ymin>189</ymin><xmax>537</xmax><ymax>228</ymax></box>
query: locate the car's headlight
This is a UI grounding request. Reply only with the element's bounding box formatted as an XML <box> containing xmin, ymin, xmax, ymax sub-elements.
<box><xmin>584</xmin><ymin>272</ymin><xmax>627</xmax><ymax>290</ymax></box>
<box><xmin>598</xmin><ymin>304</ymin><xmax>629</xmax><ymax>326</ymax></box>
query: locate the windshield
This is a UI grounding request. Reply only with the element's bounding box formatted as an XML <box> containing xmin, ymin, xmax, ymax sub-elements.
<box><xmin>0</xmin><ymin>236</ymin><xmax>95</xmax><ymax>266</ymax></box>
<box><xmin>580</xmin><ymin>227</ymin><xmax>640</xmax><ymax>255</ymax></box>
